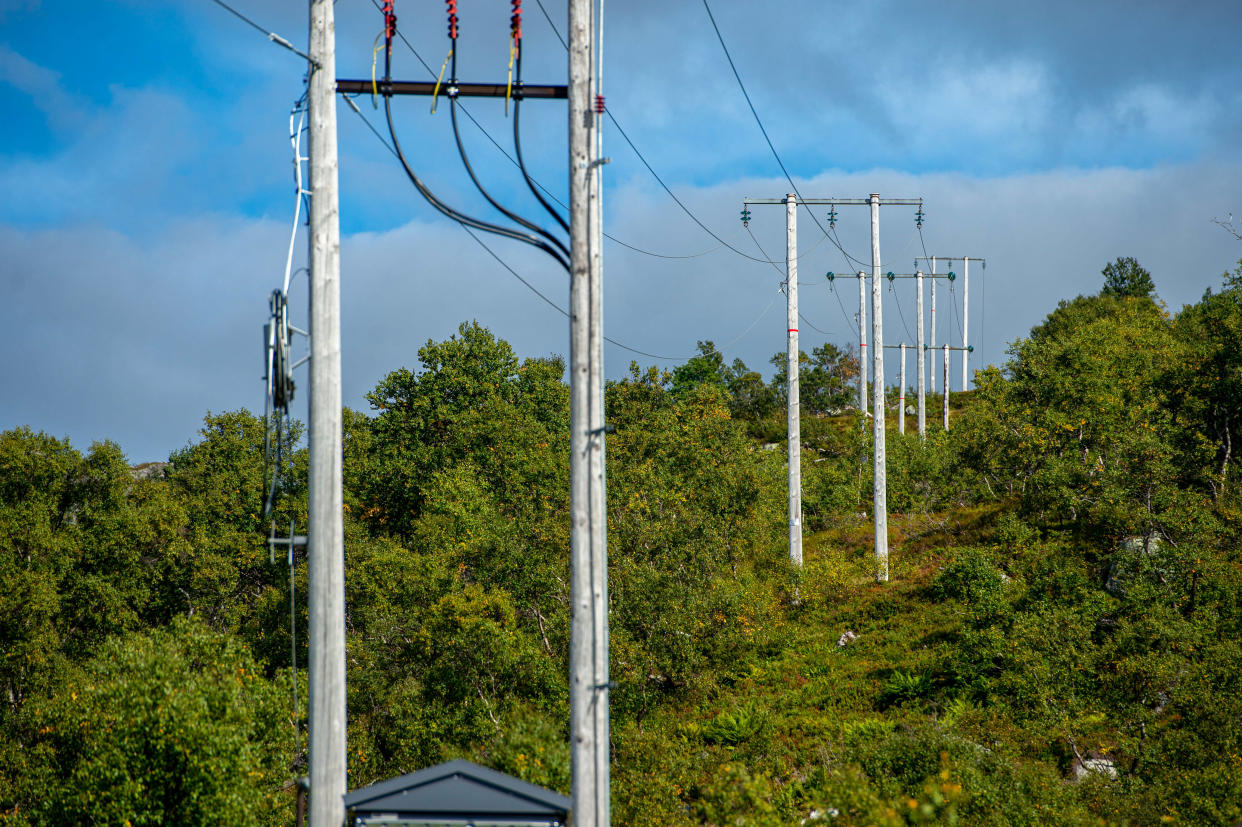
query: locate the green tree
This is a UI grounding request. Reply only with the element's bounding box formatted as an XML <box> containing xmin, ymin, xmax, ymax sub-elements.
<box><xmin>12</xmin><ymin>617</ymin><xmax>294</xmax><ymax>826</ymax></box>
<box><xmin>1166</xmin><ymin>261</ymin><xmax>1242</xmax><ymax>502</ymax></box>
<box><xmin>723</xmin><ymin>358</ymin><xmax>778</xmax><ymax>421</ymax></box>
<box><xmin>957</xmin><ymin>291</ymin><xmax>1185</xmax><ymax>536</ymax></box>
<box><xmin>1101</xmin><ymin>256</ymin><xmax>1155</xmax><ymax>299</ymax></box>
<box><xmin>361</xmin><ymin>321</ymin><xmax>568</xmax><ymax>540</ymax></box>
<box><xmin>670</xmin><ymin>341</ymin><xmax>727</xmax><ymax>398</ymax></box>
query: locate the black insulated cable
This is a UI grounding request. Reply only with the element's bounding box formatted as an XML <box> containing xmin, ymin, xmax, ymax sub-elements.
<box><xmin>381</xmin><ymin>15</ymin><xmax>570</xmax><ymax>272</ymax></box>
<box><xmin>514</xmin><ymin>49</ymin><xmax>569</xmax><ymax>233</ymax></box>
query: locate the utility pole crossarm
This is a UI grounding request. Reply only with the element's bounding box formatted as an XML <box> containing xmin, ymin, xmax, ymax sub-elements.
<box><xmin>745</xmin><ymin>197</ymin><xmax>923</xmax><ymax>206</ymax></box>
<box><xmin>336</xmin><ymin>79</ymin><xmax>567</xmax><ymax>98</ymax></box>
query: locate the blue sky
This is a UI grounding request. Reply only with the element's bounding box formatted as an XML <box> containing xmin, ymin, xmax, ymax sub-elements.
<box><xmin>3</xmin><ymin>0</ymin><xmax>1241</xmax><ymax>461</ymax></box>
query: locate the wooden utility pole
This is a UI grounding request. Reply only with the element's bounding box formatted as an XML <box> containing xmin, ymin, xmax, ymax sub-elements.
<box><xmin>569</xmin><ymin>0</ymin><xmax>609</xmax><ymax>822</ymax></box>
<box><xmin>869</xmin><ymin>194</ymin><xmax>888</xmax><ymax>583</ymax></box>
<box><xmin>942</xmin><ymin>344</ymin><xmax>950</xmax><ymax>430</ymax></box>
<box><xmin>962</xmin><ymin>257</ymin><xmax>969</xmax><ymax>391</ymax></box>
<box><xmin>857</xmin><ymin>272</ymin><xmax>868</xmax><ymax>416</ymax></box>
<box><xmin>307</xmin><ymin>1</ymin><xmax>345</xmax><ymax>825</ymax></box>
<box><xmin>916</xmin><ymin>270</ymin><xmax>926</xmax><ymax>437</ymax></box>
<box><xmin>933</xmin><ymin>255</ymin><xmax>938</xmax><ymax>394</ymax></box>
<box><xmin>785</xmin><ymin>194</ymin><xmax>802</xmax><ymax>567</ymax></box>
<box><xmin>898</xmin><ymin>343</ymin><xmax>906</xmax><ymax>435</ymax></box>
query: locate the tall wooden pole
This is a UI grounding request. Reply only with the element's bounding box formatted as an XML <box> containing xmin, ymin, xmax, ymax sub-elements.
<box><xmin>307</xmin><ymin>1</ymin><xmax>345</xmax><ymax>824</ymax></box>
<box><xmin>929</xmin><ymin>257</ymin><xmax>937</xmax><ymax>393</ymax></box>
<box><xmin>569</xmin><ymin>0</ymin><xmax>608</xmax><ymax>822</ymax></box>
<box><xmin>961</xmin><ymin>257</ymin><xmax>970</xmax><ymax>391</ymax></box>
<box><xmin>943</xmin><ymin>344</ymin><xmax>950</xmax><ymax>430</ymax></box>
<box><xmin>870</xmin><ymin>194</ymin><xmax>889</xmax><ymax>583</ymax></box>
<box><xmin>898</xmin><ymin>343</ymin><xmax>906</xmax><ymax>435</ymax></box>
<box><xmin>916</xmin><ymin>270</ymin><xmax>926</xmax><ymax>437</ymax></box>
<box><xmin>588</xmin><ymin>0</ymin><xmax>610</xmax><ymax>818</ymax></box>
<box><xmin>857</xmin><ymin>271</ymin><xmax>868</xmax><ymax>416</ymax></box>
<box><xmin>785</xmin><ymin>194</ymin><xmax>802</xmax><ymax>567</ymax></box>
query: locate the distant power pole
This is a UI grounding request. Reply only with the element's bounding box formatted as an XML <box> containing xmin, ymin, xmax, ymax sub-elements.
<box><xmin>962</xmin><ymin>258</ymin><xmax>969</xmax><ymax>391</ymax></box>
<box><xmin>916</xmin><ymin>270</ymin><xmax>925</xmax><ymax>437</ymax></box>
<box><xmin>917</xmin><ymin>256</ymin><xmax>984</xmax><ymax>391</ymax></box>
<box><xmin>858</xmin><ymin>272</ymin><xmax>868</xmax><ymax>417</ymax></box>
<box><xmin>929</xmin><ymin>257</ymin><xmax>937</xmax><ymax>393</ymax></box>
<box><xmin>898</xmin><ymin>343</ymin><xmax>906</xmax><ymax>435</ymax></box>
<box><xmin>307</xmin><ymin>1</ymin><xmax>346</xmax><ymax>826</ymax></box>
<box><xmin>785</xmin><ymin>194</ymin><xmax>803</xmax><ymax>567</ymax></box>
<box><xmin>869</xmin><ymin>194</ymin><xmax>888</xmax><ymax>583</ymax></box>
<box><xmin>942</xmin><ymin>344</ymin><xmax>950</xmax><ymax>430</ymax></box>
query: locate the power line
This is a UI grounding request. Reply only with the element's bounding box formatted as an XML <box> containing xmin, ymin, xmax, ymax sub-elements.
<box><xmin>371</xmin><ymin>0</ymin><xmax>726</xmax><ymax>262</ymax></box>
<box><xmin>210</xmin><ymin>0</ymin><xmax>317</xmax><ymax>64</ymax></box>
<box><xmin>532</xmin><ymin>0</ymin><xmax>788</xmax><ymax>267</ymax></box>
<box><xmin>344</xmin><ymin>96</ymin><xmax>774</xmax><ymax>364</ymax></box>
<box><xmin>699</xmin><ymin>0</ymin><xmax>863</xmax><ymax>275</ymax></box>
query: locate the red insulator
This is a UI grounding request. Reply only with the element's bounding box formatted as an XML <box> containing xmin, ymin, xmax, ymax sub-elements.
<box><xmin>446</xmin><ymin>0</ymin><xmax>458</xmax><ymax>39</ymax></box>
<box><xmin>382</xmin><ymin>1</ymin><xmax>397</xmax><ymax>40</ymax></box>
<box><xmin>511</xmin><ymin>0</ymin><xmax>522</xmax><ymax>41</ymax></box>
<box><xmin>594</xmin><ymin>94</ymin><xmax>605</xmax><ymax>114</ymax></box>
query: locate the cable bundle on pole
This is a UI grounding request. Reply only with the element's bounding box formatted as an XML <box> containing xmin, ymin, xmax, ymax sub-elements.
<box><xmin>379</xmin><ymin>1</ymin><xmax>570</xmax><ymax>273</ymax></box>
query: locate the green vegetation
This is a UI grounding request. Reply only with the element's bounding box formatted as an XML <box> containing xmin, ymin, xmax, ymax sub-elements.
<box><xmin>3</xmin><ymin>261</ymin><xmax>1242</xmax><ymax>824</ymax></box>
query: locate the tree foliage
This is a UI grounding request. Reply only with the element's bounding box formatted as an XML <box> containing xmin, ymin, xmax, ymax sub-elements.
<box><xmin>3</xmin><ymin>265</ymin><xmax>1242</xmax><ymax>825</ymax></box>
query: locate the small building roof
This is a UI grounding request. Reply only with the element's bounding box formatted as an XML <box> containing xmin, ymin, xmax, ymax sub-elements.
<box><xmin>343</xmin><ymin>759</ymin><xmax>571</xmax><ymax>826</ymax></box>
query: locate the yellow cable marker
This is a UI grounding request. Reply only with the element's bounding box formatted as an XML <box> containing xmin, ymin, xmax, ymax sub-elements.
<box><xmin>505</xmin><ymin>39</ymin><xmax>517</xmax><ymax>116</ymax></box>
<box><xmin>370</xmin><ymin>34</ymin><xmax>382</xmax><ymax>109</ymax></box>
<box><xmin>431</xmin><ymin>48</ymin><xmax>453</xmax><ymax>114</ymax></box>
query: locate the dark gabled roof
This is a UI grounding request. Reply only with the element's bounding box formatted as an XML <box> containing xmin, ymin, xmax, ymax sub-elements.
<box><xmin>344</xmin><ymin>759</ymin><xmax>571</xmax><ymax>821</ymax></box>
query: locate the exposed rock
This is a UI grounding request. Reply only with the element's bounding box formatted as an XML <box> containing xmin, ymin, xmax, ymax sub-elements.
<box><xmin>802</xmin><ymin>807</ymin><xmax>839</xmax><ymax>823</ymax></box>
<box><xmin>129</xmin><ymin>462</ymin><xmax>170</xmax><ymax>481</ymax></box>
<box><xmin>1069</xmin><ymin>756</ymin><xmax>1117</xmax><ymax>782</ymax></box>
<box><xmin>1105</xmin><ymin>532</ymin><xmax>1168</xmax><ymax>598</ymax></box>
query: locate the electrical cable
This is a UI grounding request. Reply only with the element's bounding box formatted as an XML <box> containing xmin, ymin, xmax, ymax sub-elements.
<box><xmin>283</xmin><ymin>95</ymin><xmax>309</xmax><ymax>295</ymax></box>
<box><xmin>449</xmin><ymin>98</ymin><xmax>570</xmax><ymax>256</ymax></box>
<box><xmin>378</xmin><ymin>13</ymin><xmax>570</xmax><ymax>273</ymax></box>
<box><xmin>698</xmin><ymin>0</ymin><xmax>865</xmax><ymax>272</ymax></box>
<box><xmin>346</xmin><ymin>94</ymin><xmax>776</xmax><ymax>364</ymax></box>
<box><xmin>513</xmin><ymin>46</ymin><xmax>569</xmax><ymax>232</ymax></box>
<box><xmin>532</xmin><ymin>0</ymin><xmax>790</xmax><ymax>267</ymax></box>
<box><xmin>437</xmin><ymin>6</ymin><xmax>570</xmax><ymax>259</ymax></box>
<box><xmin>829</xmin><ymin>279</ymin><xmax>859</xmax><ymax>338</ymax></box>
<box><xmin>209</xmin><ymin>0</ymin><xmax>317</xmax><ymax>64</ymax></box>
<box><xmin>605</xmin><ymin>114</ymin><xmax>782</xmax><ymax>265</ymax></box>
<box><xmin>362</xmin><ymin>0</ymin><xmax>725</xmax><ymax>260</ymax></box>
<box><xmin>368</xmin><ymin>0</ymin><xmax>722</xmax><ymax>262</ymax></box>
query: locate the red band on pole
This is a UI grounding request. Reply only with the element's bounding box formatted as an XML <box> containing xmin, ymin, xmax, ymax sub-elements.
<box><xmin>788</xmin><ymin>328</ymin><xmax>798</xmax><ymax>333</ymax></box>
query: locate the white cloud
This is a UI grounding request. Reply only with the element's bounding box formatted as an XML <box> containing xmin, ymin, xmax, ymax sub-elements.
<box><xmin>5</xmin><ymin>159</ymin><xmax>1240</xmax><ymax>461</ymax></box>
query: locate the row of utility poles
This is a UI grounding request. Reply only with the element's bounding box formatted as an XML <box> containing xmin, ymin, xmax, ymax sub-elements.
<box><xmin>302</xmin><ymin>0</ymin><xmax>610</xmax><ymax>824</ymax></box>
<box><xmin>744</xmin><ymin>194</ymin><xmax>982</xmax><ymax>582</ymax></box>
<box><xmin>304</xmin><ymin>1</ymin><xmax>979</xmax><ymax>819</ymax></box>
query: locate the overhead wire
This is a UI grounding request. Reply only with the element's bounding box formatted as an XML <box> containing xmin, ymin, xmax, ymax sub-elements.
<box><xmin>371</xmin><ymin>0</ymin><xmax>725</xmax><ymax>262</ymax></box>
<box><xmin>743</xmin><ymin>220</ymin><xmax>835</xmax><ymax>337</ymax></box>
<box><xmin>698</xmin><ymin>0</ymin><xmax>866</xmax><ymax>276</ymax></box>
<box><xmin>377</xmin><ymin>11</ymin><xmax>571</xmax><ymax>273</ymax></box>
<box><xmin>209</xmin><ymin>0</ymin><xmax>317</xmax><ymax>64</ymax></box>
<box><xmin>344</xmin><ymin>94</ymin><xmax>772</xmax><ymax>364</ymax></box>
<box><xmin>532</xmin><ymin>0</ymin><xmax>789</xmax><ymax>267</ymax></box>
